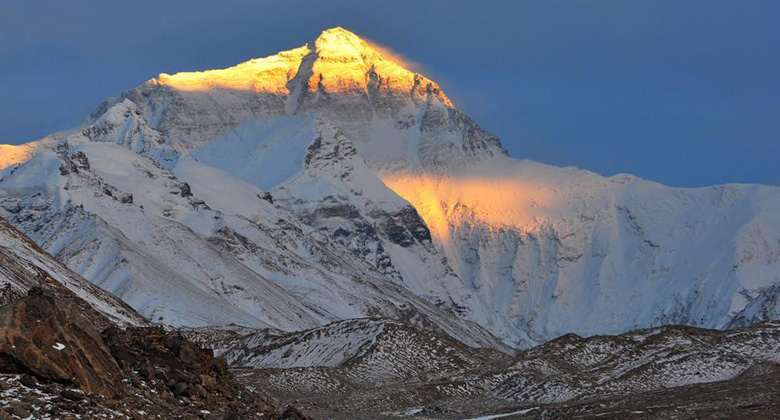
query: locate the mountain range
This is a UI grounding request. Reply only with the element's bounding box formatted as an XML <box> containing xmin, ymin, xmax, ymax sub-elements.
<box><xmin>1</xmin><ymin>27</ymin><xmax>779</xmax><ymax>352</ymax></box>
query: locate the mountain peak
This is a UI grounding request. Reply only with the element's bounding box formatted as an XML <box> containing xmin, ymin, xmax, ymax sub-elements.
<box><xmin>311</xmin><ymin>27</ymin><xmax>375</xmax><ymax>61</ymax></box>
<box><xmin>150</xmin><ymin>27</ymin><xmax>452</xmax><ymax>110</ymax></box>
<box><xmin>315</xmin><ymin>26</ymin><xmax>364</xmax><ymax>44</ymax></box>
<box><xmin>319</xmin><ymin>26</ymin><xmax>357</xmax><ymax>35</ymax></box>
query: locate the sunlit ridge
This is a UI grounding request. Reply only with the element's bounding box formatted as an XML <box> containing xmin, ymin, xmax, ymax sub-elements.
<box><xmin>149</xmin><ymin>27</ymin><xmax>452</xmax><ymax>107</ymax></box>
<box><xmin>0</xmin><ymin>143</ymin><xmax>41</xmax><ymax>170</ymax></box>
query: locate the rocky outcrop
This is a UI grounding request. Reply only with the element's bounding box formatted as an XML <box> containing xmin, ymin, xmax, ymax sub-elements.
<box><xmin>0</xmin><ymin>288</ymin><xmax>122</xmax><ymax>397</ymax></box>
<box><xmin>0</xmin><ymin>288</ymin><xmax>313</xmax><ymax>419</ymax></box>
<box><xmin>102</xmin><ymin>325</ymin><xmax>265</xmax><ymax>409</ymax></box>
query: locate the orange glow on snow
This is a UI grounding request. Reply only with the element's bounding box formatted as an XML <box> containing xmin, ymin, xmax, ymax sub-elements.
<box><xmin>380</xmin><ymin>172</ymin><xmax>554</xmax><ymax>247</ymax></box>
<box><xmin>362</xmin><ymin>40</ymin><xmax>428</xmax><ymax>76</ymax></box>
<box><xmin>0</xmin><ymin>143</ymin><xmax>39</xmax><ymax>170</ymax></box>
<box><xmin>150</xmin><ymin>27</ymin><xmax>453</xmax><ymax>107</ymax></box>
<box><xmin>151</xmin><ymin>45</ymin><xmax>309</xmax><ymax>93</ymax></box>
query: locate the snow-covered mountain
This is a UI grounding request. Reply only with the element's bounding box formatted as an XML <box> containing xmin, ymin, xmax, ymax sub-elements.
<box><xmin>1</xmin><ymin>27</ymin><xmax>779</xmax><ymax>349</ymax></box>
<box><xmin>0</xmin><ymin>133</ymin><xmax>500</xmax><ymax>349</ymax></box>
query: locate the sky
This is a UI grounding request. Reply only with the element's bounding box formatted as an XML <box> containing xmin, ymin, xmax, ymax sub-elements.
<box><xmin>1</xmin><ymin>0</ymin><xmax>778</xmax><ymax>187</ymax></box>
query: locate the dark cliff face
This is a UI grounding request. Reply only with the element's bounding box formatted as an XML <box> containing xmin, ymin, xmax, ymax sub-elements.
<box><xmin>393</xmin><ymin>206</ymin><xmax>433</xmax><ymax>245</ymax></box>
<box><xmin>374</xmin><ymin>206</ymin><xmax>433</xmax><ymax>248</ymax></box>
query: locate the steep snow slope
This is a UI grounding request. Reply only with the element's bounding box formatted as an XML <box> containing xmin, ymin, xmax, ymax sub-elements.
<box><xmin>0</xmin><ymin>215</ymin><xmax>146</xmax><ymax>326</ymax></box>
<box><xmin>189</xmin><ymin>115</ymin><xmax>486</xmax><ymax>332</ymax></box>
<box><xmin>0</xmin><ymin>143</ymin><xmax>320</xmax><ymax>329</ymax></box>
<box><xmin>190</xmin><ymin>115</ymin><xmax>316</xmax><ymax>189</ymax></box>
<box><xmin>0</xmin><ymin>104</ymin><xmax>503</xmax><ymax>349</ymax></box>
<box><xmin>0</xmin><ymin>143</ymin><xmax>43</xmax><ymax>174</ymax></box>
<box><xmin>190</xmin><ymin>319</ymin><xmax>390</xmax><ymax>369</ymax></box>
<box><xmin>2</xmin><ymin>27</ymin><xmax>779</xmax><ymax>350</ymax></box>
<box><xmin>380</xmin><ymin>158</ymin><xmax>780</xmax><ymax>345</ymax></box>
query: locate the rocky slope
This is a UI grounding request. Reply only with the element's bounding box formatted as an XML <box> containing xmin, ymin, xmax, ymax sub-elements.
<box><xmin>186</xmin><ymin>318</ymin><xmax>511</xmax><ymax>375</ymax></box>
<box><xmin>0</xmin><ymin>289</ymin><xmax>279</xmax><ymax>420</ymax></box>
<box><xmin>449</xmin><ymin>320</ymin><xmax>780</xmax><ymax>405</ymax></box>
<box><xmin>1</xmin><ymin>27</ymin><xmax>779</xmax><ymax>351</ymax></box>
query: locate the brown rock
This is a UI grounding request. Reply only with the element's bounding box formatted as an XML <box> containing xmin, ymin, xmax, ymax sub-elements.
<box><xmin>174</xmin><ymin>381</ymin><xmax>192</xmax><ymax>397</ymax></box>
<box><xmin>61</xmin><ymin>389</ymin><xmax>85</xmax><ymax>401</ymax></box>
<box><xmin>155</xmin><ymin>367</ymin><xmax>170</xmax><ymax>381</ymax></box>
<box><xmin>200</xmin><ymin>374</ymin><xmax>217</xmax><ymax>389</ymax></box>
<box><xmin>139</xmin><ymin>363</ymin><xmax>155</xmax><ymax>379</ymax></box>
<box><xmin>195</xmin><ymin>384</ymin><xmax>208</xmax><ymax>398</ymax></box>
<box><xmin>163</xmin><ymin>391</ymin><xmax>177</xmax><ymax>403</ymax></box>
<box><xmin>9</xmin><ymin>402</ymin><xmax>31</xmax><ymax>419</ymax></box>
<box><xmin>0</xmin><ymin>289</ymin><xmax>122</xmax><ymax>397</ymax></box>
<box><xmin>21</xmin><ymin>395</ymin><xmax>38</xmax><ymax>403</ymax></box>
<box><xmin>19</xmin><ymin>374</ymin><xmax>37</xmax><ymax>388</ymax></box>
<box><xmin>179</xmin><ymin>341</ymin><xmax>199</xmax><ymax>366</ymax></box>
<box><xmin>280</xmin><ymin>406</ymin><xmax>314</xmax><ymax>420</ymax></box>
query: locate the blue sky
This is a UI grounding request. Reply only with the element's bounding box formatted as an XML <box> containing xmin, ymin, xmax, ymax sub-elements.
<box><xmin>1</xmin><ymin>0</ymin><xmax>778</xmax><ymax>186</ymax></box>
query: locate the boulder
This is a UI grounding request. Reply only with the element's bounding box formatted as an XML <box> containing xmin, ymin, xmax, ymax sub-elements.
<box><xmin>280</xmin><ymin>407</ymin><xmax>314</xmax><ymax>420</ymax></box>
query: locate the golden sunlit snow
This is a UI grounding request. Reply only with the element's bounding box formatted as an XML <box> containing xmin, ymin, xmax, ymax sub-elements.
<box><xmin>151</xmin><ymin>27</ymin><xmax>453</xmax><ymax>107</ymax></box>
<box><xmin>0</xmin><ymin>143</ymin><xmax>40</xmax><ymax>170</ymax></box>
<box><xmin>381</xmin><ymin>171</ymin><xmax>555</xmax><ymax>249</ymax></box>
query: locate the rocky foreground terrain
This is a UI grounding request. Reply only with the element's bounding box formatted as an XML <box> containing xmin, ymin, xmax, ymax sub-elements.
<box><xmin>0</xmin><ymin>287</ymin><xmax>320</xmax><ymax>420</ymax></box>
